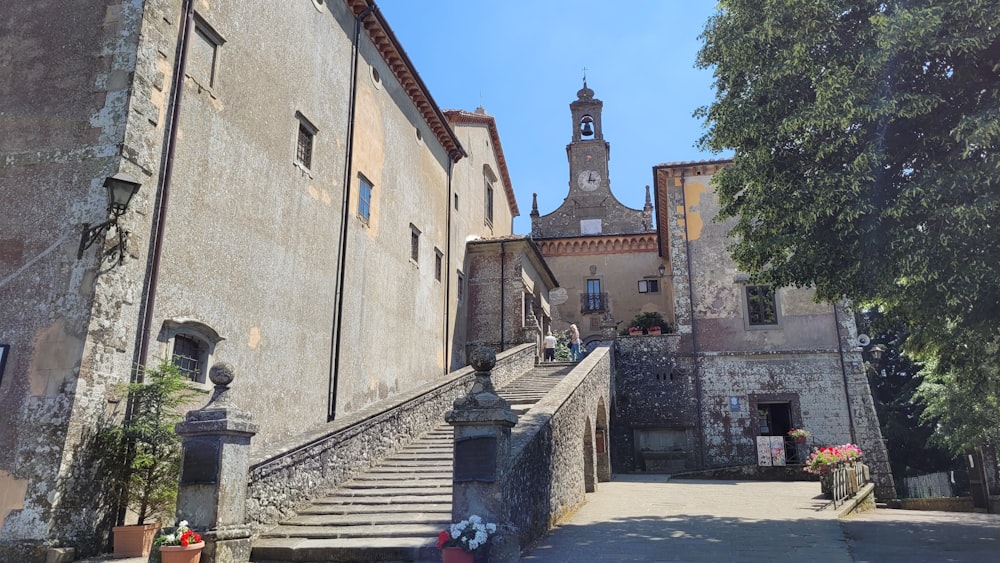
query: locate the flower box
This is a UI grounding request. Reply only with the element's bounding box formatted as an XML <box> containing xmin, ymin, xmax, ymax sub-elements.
<box><xmin>647</xmin><ymin>326</ymin><xmax>661</xmax><ymax>335</ymax></box>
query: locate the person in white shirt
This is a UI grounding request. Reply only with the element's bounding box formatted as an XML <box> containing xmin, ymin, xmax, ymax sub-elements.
<box><xmin>543</xmin><ymin>330</ymin><xmax>557</xmax><ymax>362</ymax></box>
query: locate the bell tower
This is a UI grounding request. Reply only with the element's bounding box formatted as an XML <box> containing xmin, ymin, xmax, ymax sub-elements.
<box><xmin>566</xmin><ymin>79</ymin><xmax>611</xmax><ymax>198</ymax></box>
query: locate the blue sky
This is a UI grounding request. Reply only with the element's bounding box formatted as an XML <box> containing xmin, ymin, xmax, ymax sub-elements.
<box><xmin>376</xmin><ymin>1</ymin><xmax>725</xmax><ymax>234</ymax></box>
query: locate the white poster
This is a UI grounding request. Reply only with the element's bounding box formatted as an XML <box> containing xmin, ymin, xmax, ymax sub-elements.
<box><xmin>756</xmin><ymin>436</ymin><xmax>773</xmax><ymax>466</ymax></box>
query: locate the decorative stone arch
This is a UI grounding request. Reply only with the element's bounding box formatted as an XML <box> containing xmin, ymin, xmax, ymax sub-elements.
<box><xmin>583</xmin><ymin>415</ymin><xmax>597</xmax><ymax>493</ymax></box>
<box><xmin>596</xmin><ymin>396</ymin><xmax>612</xmax><ymax>482</ymax></box>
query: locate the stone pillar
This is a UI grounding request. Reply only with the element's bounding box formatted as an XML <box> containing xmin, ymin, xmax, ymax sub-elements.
<box><xmin>174</xmin><ymin>363</ymin><xmax>259</xmax><ymax>563</ymax></box>
<box><xmin>445</xmin><ymin>347</ymin><xmax>519</xmax><ymax>563</ymax></box>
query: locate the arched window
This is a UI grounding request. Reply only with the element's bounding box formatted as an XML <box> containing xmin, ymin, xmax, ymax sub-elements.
<box><xmin>159</xmin><ymin>318</ymin><xmax>224</xmax><ymax>384</ymax></box>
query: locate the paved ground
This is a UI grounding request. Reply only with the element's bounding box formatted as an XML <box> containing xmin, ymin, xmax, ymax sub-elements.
<box><xmin>520</xmin><ymin>475</ymin><xmax>1000</xmax><ymax>563</ymax></box>
<box><xmin>76</xmin><ymin>475</ymin><xmax>1000</xmax><ymax>562</ymax></box>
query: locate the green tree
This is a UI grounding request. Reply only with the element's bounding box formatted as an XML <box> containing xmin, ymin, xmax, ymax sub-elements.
<box><xmin>100</xmin><ymin>362</ymin><xmax>200</xmax><ymax>524</ymax></box>
<box><xmin>696</xmin><ymin>0</ymin><xmax>999</xmax><ymax>451</ymax></box>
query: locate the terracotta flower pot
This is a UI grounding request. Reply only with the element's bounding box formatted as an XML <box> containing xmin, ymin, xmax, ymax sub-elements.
<box><xmin>793</xmin><ymin>436</ymin><xmax>807</xmax><ymax>443</ymax></box>
<box><xmin>442</xmin><ymin>546</ymin><xmax>474</xmax><ymax>563</ymax></box>
<box><xmin>160</xmin><ymin>541</ymin><xmax>205</xmax><ymax>563</ymax></box>
<box><xmin>112</xmin><ymin>523</ymin><xmax>159</xmax><ymax>558</ymax></box>
<box><xmin>648</xmin><ymin>328</ymin><xmax>661</xmax><ymax>335</ymax></box>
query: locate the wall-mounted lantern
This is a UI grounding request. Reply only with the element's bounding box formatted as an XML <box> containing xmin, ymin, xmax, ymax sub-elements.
<box><xmin>658</xmin><ymin>263</ymin><xmax>666</xmax><ymax>277</ymax></box>
<box><xmin>78</xmin><ymin>172</ymin><xmax>141</xmax><ymax>265</ymax></box>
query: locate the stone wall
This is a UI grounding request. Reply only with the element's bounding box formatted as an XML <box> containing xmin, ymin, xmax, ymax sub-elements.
<box><xmin>612</xmin><ymin>334</ymin><xmax>698</xmax><ymax>473</ymax></box>
<box><xmin>501</xmin><ymin>344</ymin><xmax>612</xmax><ymax>548</ymax></box>
<box><xmin>245</xmin><ymin>344</ymin><xmax>535</xmax><ymax>532</ymax></box>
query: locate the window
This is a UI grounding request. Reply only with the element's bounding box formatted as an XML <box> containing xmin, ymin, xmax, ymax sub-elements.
<box><xmin>590</xmin><ymin>316</ymin><xmax>600</xmax><ymax>330</ymax></box>
<box><xmin>188</xmin><ymin>15</ymin><xmax>225</xmax><ymax>89</ymax></box>
<box><xmin>581</xmin><ymin>278</ymin><xmax>606</xmax><ymax>313</ymax></box>
<box><xmin>171</xmin><ymin>334</ymin><xmax>204</xmax><ymax>381</ymax></box>
<box><xmin>638</xmin><ymin>279</ymin><xmax>659</xmax><ymax>293</ymax></box>
<box><xmin>410</xmin><ymin>224</ymin><xmax>420</xmax><ymax>262</ymax></box>
<box><xmin>160</xmin><ymin>319</ymin><xmax>223</xmax><ymax>385</ymax></box>
<box><xmin>485</xmin><ymin>179</ymin><xmax>495</xmax><ymax>227</ymax></box>
<box><xmin>457</xmin><ymin>271</ymin><xmax>465</xmax><ymax>303</ymax></box>
<box><xmin>434</xmin><ymin>248</ymin><xmax>443</xmax><ymax>281</ymax></box>
<box><xmin>295</xmin><ymin>112</ymin><xmax>317</xmax><ymax>170</ymax></box>
<box><xmin>454</xmin><ymin>193</ymin><xmax>459</xmax><ymax>210</ymax></box>
<box><xmin>745</xmin><ymin>284</ymin><xmax>778</xmax><ymax>326</ymax></box>
<box><xmin>358</xmin><ymin>175</ymin><xmax>372</xmax><ymax>222</ymax></box>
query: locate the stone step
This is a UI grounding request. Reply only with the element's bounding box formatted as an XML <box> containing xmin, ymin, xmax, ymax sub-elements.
<box><xmin>252</xmin><ymin>537</ymin><xmax>440</xmax><ymax>563</ymax></box>
<box><xmin>280</xmin><ymin>512</ymin><xmax>452</xmax><ymax>528</ymax></box>
<box><xmin>299</xmin><ymin>502</ymin><xmax>449</xmax><ymax>515</ymax></box>
<box><xmin>261</xmin><ymin>522</ymin><xmax>444</xmax><ymax>539</ymax></box>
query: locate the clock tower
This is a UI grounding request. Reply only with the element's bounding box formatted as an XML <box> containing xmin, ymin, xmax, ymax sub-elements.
<box><xmin>530</xmin><ymin>80</ymin><xmax>652</xmax><ymax>238</ymax></box>
<box><xmin>567</xmin><ymin>79</ymin><xmax>611</xmax><ymax>198</ymax></box>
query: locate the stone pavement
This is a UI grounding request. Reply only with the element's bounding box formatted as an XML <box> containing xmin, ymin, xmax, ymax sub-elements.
<box><xmin>520</xmin><ymin>474</ymin><xmax>1000</xmax><ymax>563</ymax></box>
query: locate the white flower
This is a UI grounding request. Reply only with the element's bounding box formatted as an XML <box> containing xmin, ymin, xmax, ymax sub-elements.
<box><xmin>469</xmin><ymin>515</ymin><xmax>482</xmax><ymax>524</ymax></box>
<box><xmin>178</xmin><ymin>520</ymin><xmax>188</xmax><ymax>529</ymax></box>
<box><xmin>486</xmin><ymin>523</ymin><xmax>497</xmax><ymax>533</ymax></box>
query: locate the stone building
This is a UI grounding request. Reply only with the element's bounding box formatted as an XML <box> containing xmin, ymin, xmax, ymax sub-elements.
<box><xmin>609</xmin><ymin>160</ymin><xmax>894</xmax><ymax>498</ymax></box>
<box><xmin>530</xmin><ymin>82</ymin><xmax>669</xmax><ymax>346</ymax></box>
<box><xmin>527</xmin><ymin>84</ymin><xmax>892</xmax><ymax>497</ymax></box>
<box><xmin>0</xmin><ymin>0</ymin><xmax>517</xmax><ymax>559</ymax></box>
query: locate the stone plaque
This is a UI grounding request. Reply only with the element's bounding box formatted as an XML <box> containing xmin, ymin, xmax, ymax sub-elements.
<box><xmin>454</xmin><ymin>437</ymin><xmax>497</xmax><ymax>482</ymax></box>
<box><xmin>180</xmin><ymin>439</ymin><xmax>220</xmax><ymax>484</ymax></box>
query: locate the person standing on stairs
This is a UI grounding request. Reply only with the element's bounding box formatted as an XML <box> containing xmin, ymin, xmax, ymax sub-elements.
<box><xmin>568</xmin><ymin>323</ymin><xmax>580</xmax><ymax>362</ymax></box>
<box><xmin>543</xmin><ymin>329</ymin><xmax>557</xmax><ymax>362</ymax></box>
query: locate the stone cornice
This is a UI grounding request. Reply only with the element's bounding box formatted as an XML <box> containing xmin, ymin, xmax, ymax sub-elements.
<box><xmin>534</xmin><ymin>233</ymin><xmax>658</xmax><ymax>257</ymax></box>
<box><xmin>347</xmin><ymin>0</ymin><xmax>464</xmax><ymax>161</ymax></box>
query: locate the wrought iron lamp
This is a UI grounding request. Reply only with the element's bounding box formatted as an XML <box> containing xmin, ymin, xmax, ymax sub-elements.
<box><xmin>658</xmin><ymin>263</ymin><xmax>666</xmax><ymax>277</ymax></box>
<box><xmin>78</xmin><ymin>172</ymin><xmax>141</xmax><ymax>265</ymax></box>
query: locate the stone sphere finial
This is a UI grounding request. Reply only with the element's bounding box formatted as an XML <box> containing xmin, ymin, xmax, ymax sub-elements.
<box><xmin>209</xmin><ymin>362</ymin><xmax>235</xmax><ymax>386</ymax></box>
<box><xmin>469</xmin><ymin>346</ymin><xmax>496</xmax><ymax>372</ymax></box>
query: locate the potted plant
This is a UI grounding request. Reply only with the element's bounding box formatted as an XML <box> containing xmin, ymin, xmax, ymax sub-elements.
<box><xmin>100</xmin><ymin>362</ymin><xmax>200</xmax><ymax>558</ymax></box>
<box><xmin>437</xmin><ymin>515</ymin><xmax>498</xmax><ymax>563</ymax></box>
<box><xmin>787</xmin><ymin>428</ymin><xmax>810</xmax><ymax>443</ymax></box>
<box><xmin>628</xmin><ymin>326</ymin><xmax>642</xmax><ymax>336</ymax></box>
<box><xmin>647</xmin><ymin>325</ymin><xmax>662</xmax><ymax>335</ymax></box>
<box><xmin>155</xmin><ymin>520</ymin><xmax>205</xmax><ymax>563</ymax></box>
<box><xmin>803</xmin><ymin>444</ymin><xmax>863</xmax><ymax>496</ymax></box>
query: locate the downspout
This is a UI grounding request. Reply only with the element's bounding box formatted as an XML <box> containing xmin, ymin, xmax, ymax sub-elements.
<box><xmin>833</xmin><ymin>301</ymin><xmax>858</xmax><ymax>442</ymax></box>
<box><xmin>443</xmin><ymin>151</ymin><xmax>460</xmax><ymax>373</ymax></box>
<box><xmin>499</xmin><ymin>241</ymin><xmax>506</xmax><ymax>352</ymax></box>
<box><xmin>679</xmin><ymin>170</ymin><xmax>706</xmax><ymax>467</ymax></box>
<box><xmin>131</xmin><ymin>0</ymin><xmax>194</xmax><ymax>381</ymax></box>
<box><xmin>328</xmin><ymin>5</ymin><xmax>373</xmax><ymax>422</ymax></box>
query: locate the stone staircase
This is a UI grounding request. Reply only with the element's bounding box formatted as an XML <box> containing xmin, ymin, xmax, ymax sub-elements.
<box><xmin>250</xmin><ymin>363</ymin><xmax>575</xmax><ymax>562</ymax></box>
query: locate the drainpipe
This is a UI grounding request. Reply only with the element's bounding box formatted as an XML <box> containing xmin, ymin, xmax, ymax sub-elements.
<box><xmin>328</xmin><ymin>6</ymin><xmax>373</xmax><ymax>422</ymax></box>
<box><xmin>131</xmin><ymin>0</ymin><xmax>194</xmax><ymax>382</ymax></box>
<box><xmin>678</xmin><ymin>170</ymin><xmax>706</xmax><ymax>467</ymax></box>
<box><xmin>499</xmin><ymin>241</ymin><xmax>506</xmax><ymax>352</ymax></box>
<box><xmin>443</xmin><ymin>150</ymin><xmax>461</xmax><ymax>373</ymax></box>
<box><xmin>833</xmin><ymin>301</ymin><xmax>858</xmax><ymax>442</ymax></box>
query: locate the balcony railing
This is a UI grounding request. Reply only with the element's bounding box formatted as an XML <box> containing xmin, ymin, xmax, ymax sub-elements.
<box><xmin>580</xmin><ymin>292</ymin><xmax>608</xmax><ymax>313</ymax></box>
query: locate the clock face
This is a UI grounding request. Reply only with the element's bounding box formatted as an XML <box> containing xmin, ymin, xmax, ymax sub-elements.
<box><xmin>578</xmin><ymin>170</ymin><xmax>600</xmax><ymax>191</ymax></box>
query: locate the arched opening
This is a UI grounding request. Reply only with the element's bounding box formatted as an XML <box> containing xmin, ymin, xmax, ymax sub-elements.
<box><xmin>583</xmin><ymin>415</ymin><xmax>596</xmax><ymax>493</ymax></box>
<box><xmin>596</xmin><ymin>397</ymin><xmax>612</xmax><ymax>482</ymax></box>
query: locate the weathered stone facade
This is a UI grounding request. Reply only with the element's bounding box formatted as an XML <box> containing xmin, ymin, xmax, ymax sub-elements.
<box><xmin>464</xmin><ymin>237</ymin><xmax>558</xmax><ymax>361</ymax></box>
<box><xmin>0</xmin><ymin>1</ymin><xmax>517</xmax><ymax>559</ymax></box>
<box><xmin>614</xmin><ymin>160</ymin><xmax>897</xmax><ymax>499</ymax></box>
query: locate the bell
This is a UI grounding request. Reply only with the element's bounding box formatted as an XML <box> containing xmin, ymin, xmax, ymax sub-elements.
<box><xmin>581</xmin><ymin>121</ymin><xmax>594</xmax><ymax>136</ymax></box>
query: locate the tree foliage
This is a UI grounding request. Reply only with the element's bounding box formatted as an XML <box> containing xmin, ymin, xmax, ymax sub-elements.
<box><xmin>99</xmin><ymin>363</ymin><xmax>199</xmax><ymax>524</ymax></box>
<box><xmin>696</xmin><ymin>0</ymin><xmax>1000</xmax><ymax>450</ymax></box>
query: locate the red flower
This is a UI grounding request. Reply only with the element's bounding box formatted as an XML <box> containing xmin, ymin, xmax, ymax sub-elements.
<box><xmin>437</xmin><ymin>530</ymin><xmax>450</xmax><ymax>549</ymax></box>
<box><xmin>180</xmin><ymin>534</ymin><xmax>189</xmax><ymax>547</ymax></box>
<box><xmin>192</xmin><ymin>532</ymin><xmax>202</xmax><ymax>544</ymax></box>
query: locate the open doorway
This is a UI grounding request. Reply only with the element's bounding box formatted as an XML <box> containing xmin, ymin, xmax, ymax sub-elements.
<box><xmin>757</xmin><ymin>402</ymin><xmax>801</xmax><ymax>463</ymax></box>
